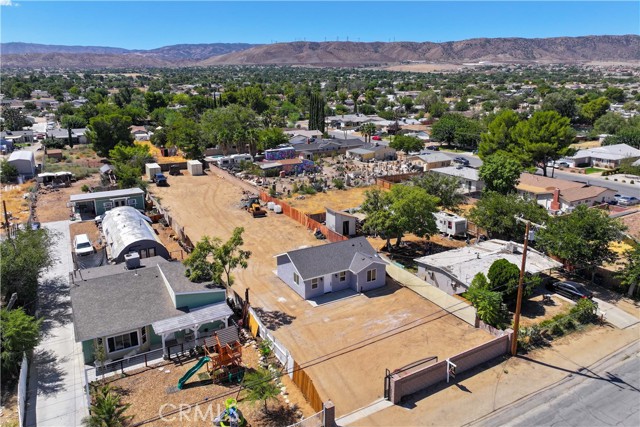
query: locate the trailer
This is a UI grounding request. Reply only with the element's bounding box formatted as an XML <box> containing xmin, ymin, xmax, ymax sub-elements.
<box><xmin>433</xmin><ymin>211</ymin><xmax>467</xmax><ymax>237</ymax></box>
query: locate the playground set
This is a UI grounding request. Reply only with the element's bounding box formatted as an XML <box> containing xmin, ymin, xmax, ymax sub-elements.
<box><xmin>177</xmin><ymin>332</ymin><xmax>245</xmax><ymax>390</ymax></box>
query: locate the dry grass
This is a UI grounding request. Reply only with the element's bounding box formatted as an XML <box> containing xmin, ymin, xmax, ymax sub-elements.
<box><xmin>570</xmin><ymin>140</ymin><xmax>601</xmax><ymax>149</ymax></box>
<box><xmin>283</xmin><ymin>186</ymin><xmax>375</xmax><ymax>214</ymax></box>
<box><xmin>1</xmin><ymin>183</ymin><xmax>34</xmax><ymax>224</ymax></box>
<box><xmin>136</xmin><ymin>141</ymin><xmax>187</xmax><ymax>164</ymax></box>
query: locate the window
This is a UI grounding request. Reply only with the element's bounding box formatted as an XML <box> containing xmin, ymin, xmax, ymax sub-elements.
<box><xmin>103</xmin><ymin>201</ymin><xmax>113</xmax><ymax>210</ymax></box>
<box><xmin>148</xmin><ymin>247</ymin><xmax>156</xmax><ymax>257</ymax></box>
<box><xmin>293</xmin><ymin>272</ymin><xmax>300</xmax><ymax>285</ymax></box>
<box><xmin>127</xmin><ymin>198</ymin><xmax>137</xmax><ymax>206</ymax></box>
<box><xmin>339</xmin><ymin>271</ymin><xmax>346</xmax><ymax>282</ymax></box>
<box><xmin>107</xmin><ymin>331</ymin><xmax>139</xmax><ymax>353</ymax></box>
<box><xmin>311</xmin><ymin>278</ymin><xmax>319</xmax><ymax>289</ymax></box>
<box><xmin>140</xmin><ymin>327</ymin><xmax>147</xmax><ymax>345</ymax></box>
<box><xmin>366</xmin><ymin>269</ymin><xmax>377</xmax><ymax>282</ymax></box>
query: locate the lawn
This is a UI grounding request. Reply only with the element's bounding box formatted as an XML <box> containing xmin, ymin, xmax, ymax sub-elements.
<box><xmin>584</xmin><ymin>167</ymin><xmax>606</xmax><ymax>174</ymax></box>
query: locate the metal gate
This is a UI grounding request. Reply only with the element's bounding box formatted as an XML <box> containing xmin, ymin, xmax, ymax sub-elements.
<box><xmin>384</xmin><ymin>368</ymin><xmax>392</xmax><ymax>400</ymax></box>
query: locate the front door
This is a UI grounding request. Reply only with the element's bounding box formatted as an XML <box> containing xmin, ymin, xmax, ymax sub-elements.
<box><xmin>113</xmin><ymin>198</ymin><xmax>126</xmax><ymax>207</ymax></box>
<box><xmin>324</xmin><ymin>278</ymin><xmax>332</xmax><ymax>294</ymax></box>
<box><xmin>342</xmin><ymin>220</ymin><xmax>350</xmax><ymax>236</ymax></box>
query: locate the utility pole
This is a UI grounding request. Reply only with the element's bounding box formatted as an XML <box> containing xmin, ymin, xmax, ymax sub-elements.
<box><xmin>511</xmin><ymin>220</ymin><xmax>530</xmax><ymax>356</ymax></box>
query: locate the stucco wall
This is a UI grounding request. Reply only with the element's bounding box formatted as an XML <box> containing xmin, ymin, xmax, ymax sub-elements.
<box><xmin>276</xmin><ymin>254</ymin><xmax>306</xmax><ymax>299</ymax></box>
<box><xmin>355</xmin><ymin>263</ymin><xmax>386</xmax><ymax>292</ymax></box>
<box><xmin>417</xmin><ymin>266</ymin><xmax>463</xmax><ymax>295</ymax></box>
<box><xmin>174</xmin><ymin>291</ymin><xmax>226</xmax><ymax>310</ymax></box>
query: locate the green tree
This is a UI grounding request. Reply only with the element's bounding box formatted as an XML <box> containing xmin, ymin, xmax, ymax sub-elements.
<box><xmin>360</xmin><ymin>123</ymin><xmax>376</xmax><ymax>143</ymax></box>
<box><xmin>512</xmin><ymin>110</ymin><xmax>575</xmax><ymax>176</ymax></box>
<box><xmin>541</xmin><ymin>91</ymin><xmax>577</xmax><ymax>119</ymax></box>
<box><xmin>0</xmin><ymin>160</ymin><xmax>19</xmax><ymax>183</ymax></box>
<box><xmin>243</xmin><ymin>368</ymin><xmax>280</xmax><ymax>414</ymax></box>
<box><xmin>478</xmin><ymin>110</ymin><xmax>520</xmax><ymax>159</ymax></box>
<box><xmin>201</xmin><ymin>105</ymin><xmax>259</xmax><ymax>155</ymax></box>
<box><xmin>87</xmin><ymin>113</ymin><xmax>134</xmax><ymax>157</ymax></box>
<box><xmin>183</xmin><ymin>228</ymin><xmax>251</xmax><ymax>289</ymax></box>
<box><xmin>580</xmin><ymin>97</ymin><xmax>610</xmax><ymax>124</ymax></box>
<box><xmin>487</xmin><ymin>259</ymin><xmax>520</xmax><ymax>297</ymax></box>
<box><xmin>144</xmin><ymin>91</ymin><xmax>168</xmax><ymax>112</ymax></box>
<box><xmin>469</xmin><ymin>191</ymin><xmax>548</xmax><ymax>241</ymax></box>
<box><xmin>428</xmin><ymin>101</ymin><xmax>449</xmax><ymax>118</ymax></box>
<box><xmin>479</xmin><ymin>152</ymin><xmax>523</xmax><ymax>194</ymax></box>
<box><xmin>594</xmin><ymin>112</ymin><xmax>627</xmax><ymax>135</ymax></box>
<box><xmin>0</xmin><ymin>308</ymin><xmax>41</xmax><ymax>380</ymax></box>
<box><xmin>167</xmin><ymin>116</ymin><xmax>203</xmax><ymax>159</ymax></box>
<box><xmin>389</xmin><ymin>185</ymin><xmax>439</xmax><ymax>247</ymax></box>
<box><xmin>570</xmin><ymin>298</ymin><xmax>598</xmax><ymax>324</ymax></box>
<box><xmin>1</xmin><ymin>228</ymin><xmax>58</xmax><ymax>307</ymax></box>
<box><xmin>431</xmin><ymin>114</ymin><xmax>482</xmax><ymax>149</ymax></box>
<box><xmin>83</xmin><ymin>385</ymin><xmax>132</xmax><ymax>427</ymax></box>
<box><xmin>603</xmin><ymin>87</ymin><xmax>625</xmax><ymax>103</ymax></box>
<box><xmin>309</xmin><ymin>92</ymin><xmax>326</xmax><ymax>133</ymax></box>
<box><xmin>1</xmin><ymin>108</ymin><xmax>29</xmax><ymax>131</ymax></box>
<box><xmin>390</xmin><ymin>135</ymin><xmax>423</xmax><ymax>153</ymax></box>
<box><xmin>465</xmin><ymin>273</ymin><xmax>507</xmax><ymax>328</ymax></box>
<box><xmin>258</xmin><ymin>127</ymin><xmax>288</xmax><ymax>151</ymax></box>
<box><xmin>603</xmin><ymin>127</ymin><xmax>640</xmax><ymax>149</ymax></box>
<box><xmin>535</xmin><ymin>205</ymin><xmax>625</xmax><ymax>274</ymax></box>
<box><xmin>616</xmin><ymin>245</ymin><xmax>640</xmax><ymax>297</ymax></box>
<box><xmin>410</xmin><ymin>173</ymin><xmax>466</xmax><ymax>211</ymax></box>
<box><xmin>61</xmin><ymin>115</ymin><xmax>87</xmax><ymax>149</ymax></box>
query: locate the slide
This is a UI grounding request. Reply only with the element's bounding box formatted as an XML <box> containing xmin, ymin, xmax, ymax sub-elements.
<box><xmin>177</xmin><ymin>356</ymin><xmax>210</xmax><ymax>390</ymax></box>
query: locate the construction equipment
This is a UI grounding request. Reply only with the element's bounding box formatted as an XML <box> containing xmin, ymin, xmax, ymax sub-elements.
<box><xmin>247</xmin><ymin>202</ymin><xmax>267</xmax><ymax>218</ymax></box>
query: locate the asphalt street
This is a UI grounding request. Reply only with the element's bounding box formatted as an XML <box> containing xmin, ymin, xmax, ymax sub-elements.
<box><xmin>469</xmin><ymin>341</ymin><xmax>640</xmax><ymax>427</ymax></box>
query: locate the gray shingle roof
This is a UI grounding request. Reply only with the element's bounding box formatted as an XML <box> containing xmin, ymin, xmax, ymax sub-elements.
<box><xmin>284</xmin><ymin>236</ymin><xmax>384</xmax><ymax>280</ymax></box>
<box><xmin>158</xmin><ymin>261</ymin><xmax>224</xmax><ymax>294</ymax></box>
<box><xmin>70</xmin><ymin>263</ymin><xmax>186</xmax><ymax>342</ymax></box>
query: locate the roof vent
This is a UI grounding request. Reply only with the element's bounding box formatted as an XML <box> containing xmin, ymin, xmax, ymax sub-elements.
<box><xmin>124</xmin><ymin>252</ymin><xmax>141</xmax><ymax>270</ymax></box>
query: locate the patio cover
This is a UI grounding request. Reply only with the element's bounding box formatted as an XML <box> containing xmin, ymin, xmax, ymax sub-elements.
<box><xmin>151</xmin><ymin>302</ymin><xmax>233</xmax><ymax>335</ymax></box>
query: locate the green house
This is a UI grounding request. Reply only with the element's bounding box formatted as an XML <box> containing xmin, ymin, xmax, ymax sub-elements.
<box><xmin>70</xmin><ymin>187</ymin><xmax>146</xmax><ymax>216</ymax></box>
<box><xmin>70</xmin><ymin>257</ymin><xmax>232</xmax><ymax>364</ymax></box>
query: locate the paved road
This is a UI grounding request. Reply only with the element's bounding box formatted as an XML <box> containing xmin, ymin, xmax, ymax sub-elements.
<box><xmin>26</xmin><ymin>221</ymin><xmax>88</xmax><ymax>427</ymax></box>
<box><xmin>471</xmin><ymin>341</ymin><xmax>640</xmax><ymax>427</ymax></box>
<box><xmin>539</xmin><ymin>168</ymin><xmax>640</xmax><ymax>195</ymax></box>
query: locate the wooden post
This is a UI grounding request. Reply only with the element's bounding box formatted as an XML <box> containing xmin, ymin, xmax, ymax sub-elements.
<box><xmin>3</xmin><ymin>200</ymin><xmax>9</xmax><ymax>230</ymax></box>
<box><xmin>511</xmin><ymin>220</ymin><xmax>531</xmax><ymax>356</ymax></box>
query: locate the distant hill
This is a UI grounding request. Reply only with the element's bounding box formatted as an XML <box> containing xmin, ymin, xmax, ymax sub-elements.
<box><xmin>2</xmin><ymin>35</ymin><xmax>639</xmax><ymax>69</ymax></box>
<box><xmin>200</xmin><ymin>35</ymin><xmax>640</xmax><ymax>66</ymax></box>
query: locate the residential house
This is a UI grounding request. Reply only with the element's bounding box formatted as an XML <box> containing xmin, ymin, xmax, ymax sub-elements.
<box><xmin>70</xmin><ymin>256</ymin><xmax>232</xmax><ymax>364</ymax></box>
<box><xmin>407</xmin><ymin>152</ymin><xmax>453</xmax><ymax>171</ymax></box>
<box><xmin>283</xmin><ymin>129</ymin><xmax>322</xmax><ymax>140</ymax></box>
<box><xmin>276</xmin><ymin>237</ymin><xmax>387</xmax><ymax>300</ymax></box>
<box><xmin>326</xmin><ymin>114</ymin><xmax>377</xmax><ymax>129</ymax></box>
<box><xmin>414</xmin><ymin>240</ymin><xmax>561</xmax><ymax>295</ymax></box>
<box><xmin>0</xmin><ymin>130</ymin><xmax>34</xmax><ymax>144</ymax></box>
<box><xmin>130</xmin><ymin>126</ymin><xmax>150</xmax><ymax>141</ymax></box>
<box><xmin>7</xmin><ymin>150</ymin><xmax>36</xmax><ymax>178</ymax></box>
<box><xmin>345</xmin><ymin>144</ymin><xmax>397</xmax><ymax>162</ymax></box>
<box><xmin>325</xmin><ymin>207</ymin><xmax>357</xmax><ymax>236</ymax></box>
<box><xmin>264</xmin><ymin>146</ymin><xmax>297</xmax><ymax>161</ymax></box>
<box><xmin>296</xmin><ymin>138</ymin><xmax>365</xmax><ymax>159</ymax></box>
<box><xmin>46</xmin><ymin>128</ymin><xmax>88</xmax><ymax>145</ymax></box>
<box><xmin>571</xmin><ymin>144</ymin><xmax>640</xmax><ymax>169</ymax></box>
<box><xmin>517</xmin><ymin>173</ymin><xmax>616</xmax><ymax>213</ymax></box>
<box><xmin>430</xmin><ymin>166</ymin><xmax>484</xmax><ymax>193</ymax></box>
<box><xmin>102</xmin><ymin>206</ymin><xmax>170</xmax><ymax>262</ymax></box>
<box><xmin>69</xmin><ymin>187</ymin><xmax>145</xmax><ymax>216</ymax></box>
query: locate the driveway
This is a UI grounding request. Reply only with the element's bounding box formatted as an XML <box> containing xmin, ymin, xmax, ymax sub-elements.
<box><xmin>25</xmin><ymin>220</ymin><xmax>88</xmax><ymax>427</ymax></box>
<box><xmin>594</xmin><ymin>298</ymin><xmax>640</xmax><ymax>329</ymax></box>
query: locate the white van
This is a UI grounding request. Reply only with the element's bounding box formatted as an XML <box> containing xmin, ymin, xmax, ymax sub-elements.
<box><xmin>73</xmin><ymin>234</ymin><xmax>94</xmax><ymax>257</ymax></box>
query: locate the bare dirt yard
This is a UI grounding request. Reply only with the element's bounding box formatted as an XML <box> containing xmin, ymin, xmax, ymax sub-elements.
<box><xmin>1</xmin><ymin>182</ymin><xmax>34</xmax><ymax>224</ymax></box>
<box><xmin>149</xmin><ymin>167</ymin><xmax>494</xmax><ymax>417</ymax></box>
<box><xmin>94</xmin><ymin>340</ymin><xmax>315</xmax><ymax>427</ymax></box>
<box><xmin>284</xmin><ymin>186</ymin><xmax>374</xmax><ymax>214</ymax></box>
<box><xmin>35</xmin><ymin>174</ymin><xmax>101</xmax><ymax>223</ymax></box>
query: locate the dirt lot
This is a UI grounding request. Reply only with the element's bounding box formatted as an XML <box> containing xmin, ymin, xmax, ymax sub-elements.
<box><xmin>284</xmin><ymin>186</ymin><xmax>374</xmax><ymax>214</ymax></box>
<box><xmin>1</xmin><ymin>182</ymin><xmax>34</xmax><ymax>224</ymax></box>
<box><xmin>149</xmin><ymin>168</ymin><xmax>493</xmax><ymax>417</ymax></box>
<box><xmin>136</xmin><ymin>140</ymin><xmax>186</xmax><ymax>164</ymax></box>
<box><xmin>35</xmin><ymin>175</ymin><xmax>102</xmax><ymax>223</ymax></box>
<box><xmin>96</xmin><ymin>340</ymin><xmax>315</xmax><ymax>427</ymax></box>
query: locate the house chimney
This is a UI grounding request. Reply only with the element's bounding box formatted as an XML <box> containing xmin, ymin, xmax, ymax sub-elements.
<box><xmin>550</xmin><ymin>188</ymin><xmax>561</xmax><ymax>211</ymax></box>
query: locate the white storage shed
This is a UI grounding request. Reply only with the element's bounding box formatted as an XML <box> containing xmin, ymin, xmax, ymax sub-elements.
<box><xmin>145</xmin><ymin>163</ymin><xmax>161</xmax><ymax>180</ymax></box>
<box><xmin>8</xmin><ymin>150</ymin><xmax>36</xmax><ymax>178</ymax></box>
<box><xmin>187</xmin><ymin>160</ymin><xmax>203</xmax><ymax>176</ymax></box>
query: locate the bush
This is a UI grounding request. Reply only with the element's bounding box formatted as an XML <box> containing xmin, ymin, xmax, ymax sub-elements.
<box><xmin>81</xmin><ymin>184</ymin><xmax>90</xmax><ymax>192</ymax></box>
<box><xmin>570</xmin><ymin>298</ymin><xmax>598</xmax><ymax>324</ymax></box>
<box><xmin>550</xmin><ymin>322</ymin><xmax>565</xmax><ymax>336</ymax></box>
<box><xmin>0</xmin><ymin>160</ymin><xmax>18</xmax><ymax>183</ymax></box>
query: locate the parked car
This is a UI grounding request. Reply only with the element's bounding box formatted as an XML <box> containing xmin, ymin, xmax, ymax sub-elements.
<box><xmin>453</xmin><ymin>156</ymin><xmax>470</xmax><ymax>166</ymax></box>
<box><xmin>372</xmin><ymin>135</ymin><xmax>382</xmax><ymax>141</ymax></box>
<box><xmin>73</xmin><ymin>234</ymin><xmax>94</xmax><ymax>257</ymax></box>
<box><xmin>547</xmin><ymin>280</ymin><xmax>593</xmax><ymax>300</ymax></box>
<box><xmin>154</xmin><ymin>173</ymin><xmax>168</xmax><ymax>186</ymax></box>
<box><xmin>616</xmin><ymin>195</ymin><xmax>639</xmax><ymax>206</ymax></box>
<box><xmin>169</xmin><ymin>165</ymin><xmax>181</xmax><ymax>176</ymax></box>
<box><xmin>426</xmin><ymin>145</ymin><xmax>440</xmax><ymax>151</ymax></box>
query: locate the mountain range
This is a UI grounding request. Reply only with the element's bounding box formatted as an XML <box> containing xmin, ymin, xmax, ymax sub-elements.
<box><xmin>2</xmin><ymin>35</ymin><xmax>639</xmax><ymax>69</ymax></box>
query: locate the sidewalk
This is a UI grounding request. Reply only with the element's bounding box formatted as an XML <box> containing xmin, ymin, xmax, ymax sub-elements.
<box><xmin>381</xmin><ymin>255</ymin><xmax>477</xmax><ymax>325</ymax></box>
<box><xmin>25</xmin><ymin>221</ymin><xmax>88</xmax><ymax>427</ymax></box>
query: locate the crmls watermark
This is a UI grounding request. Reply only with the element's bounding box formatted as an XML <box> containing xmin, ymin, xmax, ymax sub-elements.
<box><xmin>158</xmin><ymin>402</ymin><xmax>221</xmax><ymax>423</ymax></box>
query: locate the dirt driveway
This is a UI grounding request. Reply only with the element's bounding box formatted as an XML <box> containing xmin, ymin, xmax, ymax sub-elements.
<box><xmin>149</xmin><ymin>169</ymin><xmax>492</xmax><ymax>416</ymax></box>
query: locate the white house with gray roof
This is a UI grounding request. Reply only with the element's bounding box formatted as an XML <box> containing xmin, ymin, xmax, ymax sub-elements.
<box><xmin>571</xmin><ymin>143</ymin><xmax>640</xmax><ymax>169</ymax></box>
<box><xmin>414</xmin><ymin>240</ymin><xmax>561</xmax><ymax>295</ymax></box>
<box><xmin>430</xmin><ymin>166</ymin><xmax>484</xmax><ymax>193</ymax></box>
<box><xmin>276</xmin><ymin>237</ymin><xmax>387</xmax><ymax>300</ymax></box>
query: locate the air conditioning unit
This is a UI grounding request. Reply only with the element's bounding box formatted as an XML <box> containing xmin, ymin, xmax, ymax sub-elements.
<box><xmin>124</xmin><ymin>252</ymin><xmax>141</xmax><ymax>270</ymax></box>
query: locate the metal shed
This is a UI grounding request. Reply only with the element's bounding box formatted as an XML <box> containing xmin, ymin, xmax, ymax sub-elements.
<box><xmin>145</xmin><ymin>163</ymin><xmax>161</xmax><ymax>180</ymax></box>
<box><xmin>187</xmin><ymin>160</ymin><xmax>203</xmax><ymax>176</ymax></box>
<box><xmin>102</xmin><ymin>206</ymin><xmax>170</xmax><ymax>263</ymax></box>
<box><xmin>8</xmin><ymin>150</ymin><xmax>36</xmax><ymax>178</ymax></box>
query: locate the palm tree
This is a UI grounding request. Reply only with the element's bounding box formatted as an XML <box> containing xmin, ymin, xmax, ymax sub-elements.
<box><xmin>84</xmin><ymin>385</ymin><xmax>132</xmax><ymax>427</ymax></box>
<box><xmin>243</xmin><ymin>368</ymin><xmax>280</xmax><ymax>414</ymax></box>
<box><xmin>361</xmin><ymin>123</ymin><xmax>376</xmax><ymax>143</ymax></box>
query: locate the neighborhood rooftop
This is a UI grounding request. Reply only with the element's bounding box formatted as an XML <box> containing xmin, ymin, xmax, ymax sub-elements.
<box><xmin>70</xmin><ymin>187</ymin><xmax>145</xmax><ymax>203</ymax></box>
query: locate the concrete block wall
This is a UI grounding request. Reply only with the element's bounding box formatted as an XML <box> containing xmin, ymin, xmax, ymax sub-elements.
<box><xmin>390</xmin><ymin>332</ymin><xmax>512</xmax><ymax>404</ymax></box>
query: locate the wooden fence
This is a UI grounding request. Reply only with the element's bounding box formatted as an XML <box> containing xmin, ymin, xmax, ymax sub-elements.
<box><xmin>258</xmin><ymin>192</ymin><xmax>347</xmax><ymax>243</ymax></box>
<box><xmin>292</xmin><ymin>361</ymin><xmax>324</xmax><ymax>413</ymax></box>
<box><xmin>376</xmin><ymin>173</ymin><xmax>420</xmax><ymax>189</ymax></box>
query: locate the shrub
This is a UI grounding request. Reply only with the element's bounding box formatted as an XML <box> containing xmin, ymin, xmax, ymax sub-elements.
<box><xmin>550</xmin><ymin>322</ymin><xmax>564</xmax><ymax>336</ymax></box>
<box><xmin>570</xmin><ymin>298</ymin><xmax>598</xmax><ymax>324</ymax></box>
<box><xmin>81</xmin><ymin>184</ymin><xmax>90</xmax><ymax>192</ymax></box>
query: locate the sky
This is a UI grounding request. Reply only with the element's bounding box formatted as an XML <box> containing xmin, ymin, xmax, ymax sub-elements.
<box><xmin>1</xmin><ymin>1</ymin><xmax>639</xmax><ymax>49</ymax></box>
